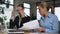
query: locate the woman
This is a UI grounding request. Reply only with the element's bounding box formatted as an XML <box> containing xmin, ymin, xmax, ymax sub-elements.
<box><xmin>9</xmin><ymin>4</ymin><xmax>31</xmax><ymax>29</ymax></box>
<box><xmin>35</xmin><ymin>1</ymin><xmax>58</xmax><ymax>33</ymax></box>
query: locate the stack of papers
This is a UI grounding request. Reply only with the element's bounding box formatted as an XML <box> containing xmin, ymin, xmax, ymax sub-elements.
<box><xmin>19</xmin><ymin>20</ymin><xmax>40</xmax><ymax>30</ymax></box>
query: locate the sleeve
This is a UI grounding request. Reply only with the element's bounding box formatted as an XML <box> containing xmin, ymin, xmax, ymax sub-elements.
<box><xmin>9</xmin><ymin>16</ymin><xmax>19</xmax><ymax>28</ymax></box>
<box><xmin>14</xmin><ymin>16</ymin><xmax>20</xmax><ymax>28</ymax></box>
<box><xmin>45</xmin><ymin>16</ymin><xmax>58</xmax><ymax>33</ymax></box>
<box><xmin>20</xmin><ymin>16</ymin><xmax>30</xmax><ymax>28</ymax></box>
<box><xmin>9</xmin><ymin>19</ymin><xmax>15</xmax><ymax>28</ymax></box>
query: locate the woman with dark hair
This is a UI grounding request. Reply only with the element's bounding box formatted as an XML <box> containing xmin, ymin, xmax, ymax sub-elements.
<box><xmin>9</xmin><ymin>4</ymin><xmax>31</xmax><ymax>29</ymax></box>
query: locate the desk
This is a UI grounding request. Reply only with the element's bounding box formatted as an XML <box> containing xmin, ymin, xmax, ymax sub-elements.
<box><xmin>24</xmin><ymin>31</ymin><xmax>59</xmax><ymax>34</ymax></box>
<box><xmin>0</xmin><ymin>32</ymin><xmax>59</xmax><ymax>34</ymax></box>
<box><xmin>0</xmin><ymin>29</ymin><xmax>59</xmax><ymax>34</ymax></box>
<box><xmin>0</xmin><ymin>32</ymin><xmax>4</xmax><ymax>34</ymax></box>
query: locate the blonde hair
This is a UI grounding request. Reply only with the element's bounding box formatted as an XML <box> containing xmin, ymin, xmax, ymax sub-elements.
<box><xmin>38</xmin><ymin>1</ymin><xmax>54</xmax><ymax>14</ymax></box>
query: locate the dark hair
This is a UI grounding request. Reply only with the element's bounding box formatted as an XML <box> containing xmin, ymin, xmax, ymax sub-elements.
<box><xmin>17</xmin><ymin>4</ymin><xmax>24</xmax><ymax>9</ymax></box>
<box><xmin>46</xmin><ymin>7</ymin><xmax>50</xmax><ymax>11</ymax></box>
<box><xmin>38</xmin><ymin>1</ymin><xmax>50</xmax><ymax>11</ymax></box>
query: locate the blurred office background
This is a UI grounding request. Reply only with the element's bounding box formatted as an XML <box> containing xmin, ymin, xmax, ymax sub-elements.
<box><xmin>0</xmin><ymin>0</ymin><xmax>60</xmax><ymax>33</ymax></box>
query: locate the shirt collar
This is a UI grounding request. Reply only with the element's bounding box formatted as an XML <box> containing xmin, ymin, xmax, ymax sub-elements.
<box><xmin>47</xmin><ymin>12</ymin><xmax>52</xmax><ymax>18</ymax></box>
<box><xmin>41</xmin><ymin>12</ymin><xmax>52</xmax><ymax>19</ymax></box>
<box><xmin>24</xmin><ymin>14</ymin><xmax>28</xmax><ymax>17</ymax></box>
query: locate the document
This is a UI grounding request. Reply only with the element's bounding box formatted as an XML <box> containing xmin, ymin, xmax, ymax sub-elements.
<box><xmin>19</xmin><ymin>20</ymin><xmax>40</xmax><ymax>30</ymax></box>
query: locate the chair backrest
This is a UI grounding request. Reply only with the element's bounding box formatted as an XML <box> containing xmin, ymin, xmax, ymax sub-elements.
<box><xmin>58</xmin><ymin>21</ymin><xmax>60</xmax><ymax>33</ymax></box>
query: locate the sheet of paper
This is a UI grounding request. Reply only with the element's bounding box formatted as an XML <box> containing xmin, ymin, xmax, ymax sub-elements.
<box><xmin>19</xmin><ymin>20</ymin><xmax>40</xmax><ymax>30</ymax></box>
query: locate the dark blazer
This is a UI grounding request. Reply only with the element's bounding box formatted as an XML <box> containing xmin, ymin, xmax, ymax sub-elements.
<box><xmin>9</xmin><ymin>16</ymin><xmax>30</xmax><ymax>29</ymax></box>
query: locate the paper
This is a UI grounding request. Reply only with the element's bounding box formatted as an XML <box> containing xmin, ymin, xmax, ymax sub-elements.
<box><xmin>19</xmin><ymin>20</ymin><xmax>40</xmax><ymax>30</ymax></box>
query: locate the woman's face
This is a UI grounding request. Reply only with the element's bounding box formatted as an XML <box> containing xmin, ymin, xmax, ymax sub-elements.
<box><xmin>17</xmin><ymin>6</ymin><xmax>23</xmax><ymax>13</ymax></box>
<box><xmin>17</xmin><ymin>6</ymin><xmax>24</xmax><ymax>15</ymax></box>
<box><xmin>38</xmin><ymin>6</ymin><xmax>46</xmax><ymax>15</ymax></box>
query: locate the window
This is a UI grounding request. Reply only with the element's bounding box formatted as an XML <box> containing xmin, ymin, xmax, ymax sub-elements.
<box><xmin>5</xmin><ymin>0</ymin><xmax>13</xmax><ymax>22</ymax></box>
<box><xmin>24</xmin><ymin>3</ymin><xmax>30</xmax><ymax>16</ymax></box>
<box><xmin>4</xmin><ymin>6</ymin><xmax>13</xmax><ymax>22</ymax></box>
<box><xmin>37</xmin><ymin>6</ymin><xmax>41</xmax><ymax>20</ymax></box>
<box><xmin>0</xmin><ymin>0</ymin><xmax>14</xmax><ymax>22</ymax></box>
<box><xmin>5</xmin><ymin>0</ymin><xmax>13</xmax><ymax>4</ymax></box>
<box><xmin>9</xmin><ymin>0</ymin><xmax>13</xmax><ymax>4</ymax></box>
<box><xmin>55</xmin><ymin>7</ymin><xmax>60</xmax><ymax>21</ymax></box>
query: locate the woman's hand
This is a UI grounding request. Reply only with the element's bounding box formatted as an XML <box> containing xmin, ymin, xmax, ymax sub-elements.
<box><xmin>35</xmin><ymin>27</ymin><xmax>45</xmax><ymax>32</ymax></box>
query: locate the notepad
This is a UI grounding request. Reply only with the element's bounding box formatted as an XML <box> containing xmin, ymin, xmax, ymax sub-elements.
<box><xmin>19</xmin><ymin>20</ymin><xmax>40</xmax><ymax>30</ymax></box>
